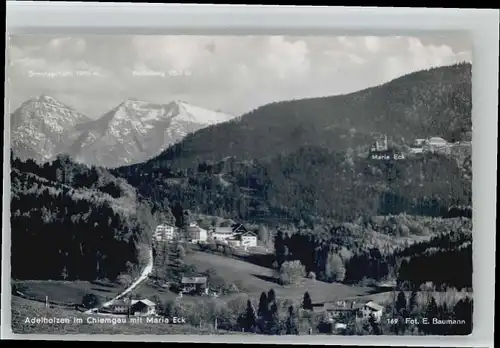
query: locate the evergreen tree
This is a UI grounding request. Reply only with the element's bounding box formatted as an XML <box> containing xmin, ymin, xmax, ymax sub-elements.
<box><xmin>395</xmin><ymin>290</ymin><xmax>407</xmax><ymax>316</ymax></box>
<box><xmin>258</xmin><ymin>291</ymin><xmax>269</xmax><ymax>318</ymax></box>
<box><xmin>423</xmin><ymin>296</ymin><xmax>439</xmax><ymax>334</ymax></box>
<box><xmin>425</xmin><ymin>296</ymin><xmax>439</xmax><ymax>318</ymax></box>
<box><xmin>274</xmin><ymin>231</ymin><xmax>286</xmax><ymax>267</ymax></box>
<box><xmin>452</xmin><ymin>297</ymin><xmax>473</xmax><ymax>335</ymax></box>
<box><xmin>244</xmin><ymin>299</ymin><xmax>257</xmax><ymax>333</ymax></box>
<box><xmin>267</xmin><ymin>289</ymin><xmax>276</xmax><ymax>304</ymax></box>
<box><xmin>266</xmin><ymin>302</ymin><xmax>280</xmax><ymax>335</ymax></box>
<box><xmin>285</xmin><ymin>305</ymin><xmax>299</xmax><ymax>335</ymax></box>
<box><xmin>302</xmin><ymin>291</ymin><xmax>313</xmax><ymax>310</ymax></box>
<box><xmin>408</xmin><ymin>290</ymin><xmax>418</xmax><ymax>314</ymax></box>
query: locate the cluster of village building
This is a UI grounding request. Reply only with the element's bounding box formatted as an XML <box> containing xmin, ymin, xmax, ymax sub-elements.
<box><xmin>153</xmin><ymin>222</ymin><xmax>259</xmax><ymax>248</ymax></box>
<box><xmin>370</xmin><ymin>134</ymin><xmax>471</xmax><ymax>157</ymax></box>
<box><xmin>101</xmin><ymin>294</ymin><xmax>385</xmax><ymax>334</ymax></box>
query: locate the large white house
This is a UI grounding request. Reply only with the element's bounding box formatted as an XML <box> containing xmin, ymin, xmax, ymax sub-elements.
<box><xmin>154</xmin><ymin>224</ymin><xmax>176</xmax><ymax>242</ymax></box>
<box><xmin>186</xmin><ymin>223</ymin><xmax>208</xmax><ymax>243</ymax></box>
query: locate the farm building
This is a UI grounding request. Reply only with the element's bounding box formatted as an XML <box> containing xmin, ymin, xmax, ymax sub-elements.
<box><xmin>105</xmin><ymin>299</ymin><xmax>130</xmax><ymax>314</ymax></box>
<box><xmin>130</xmin><ymin>299</ymin><xmax>156</xmax><ymax>316</ymax></box>
<box><xmin>186</xmin><ymin>223</ymin><xmax>208</xmax><ymax>243</ymax></box>
<box><xmin>323</xmin><ymin>301</ymin><xmax>362</xmax><ymax>321</ymax></box>
<box><xmin>359</xmin><ymin>301</ymin><xmax>384</xmax><ymax>322</ymax></box>
<box><xmin>181</xmin><ymin>276</ymin><xmax>208</xmax><ymax>295</ymax></box>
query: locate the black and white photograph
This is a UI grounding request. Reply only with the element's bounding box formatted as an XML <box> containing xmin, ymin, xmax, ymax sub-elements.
<box><xmin>6</xmin><ymin>33</ymin><xmax>474</xmax><ymax>336</ymax></box>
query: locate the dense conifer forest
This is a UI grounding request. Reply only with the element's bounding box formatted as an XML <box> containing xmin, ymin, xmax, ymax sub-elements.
<box><xmin>116</xmin><ymin>148</ymin><xmax>471</xmax><ymax>225</ymax></box>
<box><xmin>10</xmin><ymin>153</ymin><xmax>167</xmax><ymax>281</ymax></box>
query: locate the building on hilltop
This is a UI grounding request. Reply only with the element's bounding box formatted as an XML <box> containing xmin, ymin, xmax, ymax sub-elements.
<box><xmin>409</xmin><ymin>138</ymin><xmax>426</xmax><ymax>154</ymax></box>
<box><xmin>423</xmin><ymin>136</ymin><xmax>451</xmax><ymax>154</ymax></box>
<box><xmin>370</xmin><ymin>134</ymin><xmax>388</xmax><ymax>153</ymax></box>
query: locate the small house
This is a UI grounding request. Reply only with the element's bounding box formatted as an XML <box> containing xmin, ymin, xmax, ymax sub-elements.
<box><xmin>130</xmin><ymin>299</ymin><xmax>156</xmax><ymax>316</ymax></box>
<box><xmin>323</xmin><ymin>301</ymin><xmax>360</xmax><ymax>321</ymax></box>
<box><xmin>359</xmin><ymin>301</ymin><xmax>384</xmax><ymax>322</ymax></box>
<box><xmin>106</xmin><ymin>299</ymin><xmax>130</xmax><ymax>314</ymax></box>
<box><xmin>240</xmin><ymin>231</ymin><xmax>258</xmax><ymax>247</ymax></box>
<box><xmin>414</xmin><ymin>138</ymin><xmax>426</xmax><ymax>146</ymax></box>
<box><xmin>181</xmin><ymin>276</ymin><xmax>208</xmax><ymax>295</ymax></box>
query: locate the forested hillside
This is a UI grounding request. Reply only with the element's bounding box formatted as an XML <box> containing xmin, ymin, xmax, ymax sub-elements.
<box><xmin>273</xmin><ymin>216</ymin><xmax>472</xmax><ymax>289</ymax></box>
<box><xmin>116</xmin><ymin>146</ymin><xmax>472</xmax><ymax>225</ymax></box>
<box><xmin>10</xmin><ymin>153</ymin><xmax>169</xmax><ymax>281</ymax></box>
<box><xmin>145</xmin><ymin>63</ymin><xmax>471</xmax><ymax>169</ymax></box>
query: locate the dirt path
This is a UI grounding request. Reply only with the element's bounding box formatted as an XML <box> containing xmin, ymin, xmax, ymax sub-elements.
<box><xmin>84</xmin><ymin>248</ymin><xmax>153</xmax><ymax>313</ymax></box>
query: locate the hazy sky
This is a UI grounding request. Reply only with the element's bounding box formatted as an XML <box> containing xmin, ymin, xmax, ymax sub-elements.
<box><xmin>7</xmin><ymin>34</ymin><xmax>472</xmax><ymax>118</ymax></box>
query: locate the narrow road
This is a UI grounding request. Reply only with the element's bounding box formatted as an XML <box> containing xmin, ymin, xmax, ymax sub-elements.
<box><xmin>84</xmin><ymin>248</ymin><xmax>153</xmax><ymax>314</ymax></box>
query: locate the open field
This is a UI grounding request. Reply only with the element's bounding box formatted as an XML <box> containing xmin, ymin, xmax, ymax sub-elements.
<box><xmin>184</xmin><ymin>251</ymin><xmax>371</xmax><ymax>303</ymax></box>
<box><xmin>10</xmin><ymin>296</ymin><xmax>240</xmax><ymax>335</ymax></box>
<box><xmin>12</xmin><ymin>279</ymin><xmax>124</xmax><ymax>306</ymax></box>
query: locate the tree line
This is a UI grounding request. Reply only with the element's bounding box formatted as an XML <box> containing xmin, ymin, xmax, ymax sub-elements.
<box><xmin>272</xmin><ymin>223</ymin><xmax>472</xmax><ymax>290</ymax></box>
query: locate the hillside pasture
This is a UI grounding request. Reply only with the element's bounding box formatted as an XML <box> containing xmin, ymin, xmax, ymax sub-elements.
<box><xmin>12</xmin><ymin>279</ymin><xmax>123</xmax><ymax>306</ymax></box>
<box><xmin>184</xmin><ymin>251</ymin><xmax>370</xmax><ymax>303</ymax></box>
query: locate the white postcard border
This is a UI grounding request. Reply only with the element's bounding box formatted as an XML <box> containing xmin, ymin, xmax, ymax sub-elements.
<box><xmin>3</xmin><ymin>3</ymin><xmax>499</xmax><ymax>346</ymax></box>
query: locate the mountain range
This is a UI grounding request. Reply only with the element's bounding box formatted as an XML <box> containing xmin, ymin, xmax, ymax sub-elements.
<box><xmin>10</xmin><ymin>96</ymin><xmax>236</xmax><ymax>168</ymax></box>
<box><xmin>146</xmin><ymin>62</ymin><xmax>472</xmax><ymax>170</ymax></box>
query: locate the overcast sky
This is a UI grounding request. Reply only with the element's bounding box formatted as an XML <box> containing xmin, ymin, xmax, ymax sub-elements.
<box><xmin>7</xmin><ymin>34</ymin><xmax>472</xmax><ymax>118</ymax></box>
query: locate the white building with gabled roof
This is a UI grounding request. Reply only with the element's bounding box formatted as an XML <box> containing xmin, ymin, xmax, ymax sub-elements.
<box><xmin>359</xmin><ymin>301</ymin><xmax>384</xmax><ymax>322</ymax></box>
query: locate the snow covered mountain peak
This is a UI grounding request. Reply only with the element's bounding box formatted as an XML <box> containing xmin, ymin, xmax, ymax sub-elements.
<box><xmin>10</xmin><ymin>95</ymin><xmax>91</xmax><ymax>163</ymax></box>
<box><xmin>168</xmin><ymin>100</ymin><xmax>235</xmax><ymax>125</ymax></box>
<box><xmin>30</xmin><ymin>98</ymin><xmax>238</xmax><ymax>168</ymax></box>
<box><xmin>11</xmin><ymin>94</ymin><xmax>238</xmax><ymax>167</ymax></box>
